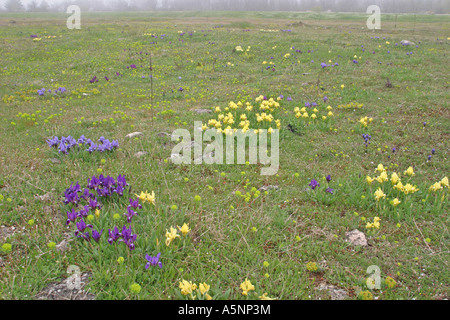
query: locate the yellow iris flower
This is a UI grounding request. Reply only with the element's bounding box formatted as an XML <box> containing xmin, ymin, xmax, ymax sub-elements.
<box><xmin>240</xmin><ymin>278</ymin><xmax>255</xmax><ymax>296</ymax></box>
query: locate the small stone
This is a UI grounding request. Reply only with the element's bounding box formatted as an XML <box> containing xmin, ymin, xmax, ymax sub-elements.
<box><xmin>50</xmin><ymin>158</ymin><xmax>61</xmax><ymax>164</ymax></box>
<box><xmin>401</xmin><ymin>40</ymin><xmax>415</xmax><ymax>46</ymax></box>
<box><xmin>345</xmin><ymin>229</ymin><xmax>368</xmax><ymax>247</ymax></box>
<box><xmin>193</xmin><ymin>109</ymin><xmax>212</xmax><ymax>114</ymax></box>
<box><xmin>126</xmin><ymin>132</ymin><xmax>143</xmax><ymax>139</ymax></box>
<box><xmin>259</xmin><ymin>185</ymin><xmax>279</xmax><ymax>192</ymax></box>
<box><xmin>34</xmin><ymin>193</ymin><xmax>51</xmax><ymax>202</ymax></box>
<box><xmin>134</xmin><ymin>151</ymin><xmax>148</xmax><ymax>158</ymax></box>
<box><xmin>317</xmin><ymin>283</ymin><xmax>348</xmax><ymax>300</ymax></box>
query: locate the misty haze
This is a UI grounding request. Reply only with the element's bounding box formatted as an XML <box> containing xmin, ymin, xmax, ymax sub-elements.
<box><xmin>1</xmin><ymin>0</ymin><xmax>449</xmax><ymax>13</ymax></box>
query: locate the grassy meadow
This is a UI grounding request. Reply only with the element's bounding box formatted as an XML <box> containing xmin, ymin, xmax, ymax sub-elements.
<box><xmin>0</xmin><ymin>11</ymin><xmax>449</xmax><ymax>300</ymax></box>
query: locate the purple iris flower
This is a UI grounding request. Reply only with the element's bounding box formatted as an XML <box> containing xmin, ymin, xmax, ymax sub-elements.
<box><xmin>64</xmin><ymin>182</ymin><xmax>81</xmax><ymax>204</ymax></box>
<box><xmin>117</xmin><ymin>175</ymin><xmax>127</xmax><ymax>188</ymax></box>
<box><xmin>305</xmin><ymin>102</ymin><xmax>311</xmax><ymax>108</ymax></box>
<box><xmin>431</xmin><ymin>148</ymin><xmax>435</xmax><ymax>154</ymax></box>
<box><xmin>87</xmin><ymin>176</ymin><xmax>102</xmax><ymax>190</ymax></box>
<box><xmin>66</xmin><ymin>208</ymin><xmax>78</xmax><ymax>226</ymax></box>
<box><xmin>89</xmin><ymin>198</ymin><xmax>101</xmax><ymax>210</ymax></box>
<box><xmin>124</xmin><ymin>206</ymin><xmax>138</xmax><ymax>223</ymax></box>
<box><xmin>64</xmin><ymin>190</ymin><xmax>79</xmax><ymax>205</ymax></box>
<box><xmin>115</xmin><ymin>185</ymin><xmax>125</xmax><ymax>196</ymax></box>
<box><xmin>46</xmin><ymin>136</ymin><xmax>59</xmax><ymax>148</ymax></box>
<box><xmin>108</xmin><ymin>226</ymin><xmax>121</xmax><ymax>244</ymax></box>
<box><xmin>309</xmin><ymin>179</ymin><xmax>320</xmax><ymax>190</ymax></box>
<box><xmin>77</xmin><ymin>205</ymin><xmax>90</xmax><ymax>218</ymax></box>
<box><xmin>129</xmin><ymin>197</ymin><xmax>142</xmax><ymax>209</ymax></box>
<box><xmin>101</xmin><ymin>175</ymin><xmax>115</xmax><ymax>189</ymax></box>
<box><xmin>58</xmin><ymin>141</ymin><xmax>69</xmax><ymax>154</ymax></box>
<box><xmin>80</xmin><ymin>188</ymin><xmax>95</xmax><ymax>201</ymax></box>
<box><xmin>326</xmin><ymin>188</ymin><xmax>334</xmax><ymax>194</ymax></box>
<box><xmin>77</xmin><ymin>135</ymin><xmax>86</xmax><ymax>144</ymax></box>
<box><xmin>323</xmin><ymin>96</ymin><xmax>328</xmax><ymax>102</ymax></box>
<box><xmin>97</xmin><ymin>144</ymin><xmax>106</xmax><ymax>152</ymax></box>
<box><xmin>326</xmin><ymin>175</ymin><xmax>331</xmax><ymax>182</ymax></box>
<box><xmin>76</xmin><ymin>219</ymin><xmax>92</xmax><ymax>232</ymax></box>
<box><xmin>120</xmin><ymin>225</ymin><xmax>137</xmax><ymax>250</ymax></box>
<box><xmin>320</xmin><ymin>62</ymin><xmax>327</xmax><ymax>68</ymax></box>
<box><xmin>427</xmin><ymin>155</ymin><xmax>432</xmax><ymax>161</ymax></box>
<box><xmin>97</xmin><ymin>186</ymin><xmax>111</xmax><ymax>197</ymax></box>
<box><xmin>87</xmin><ymin>143</ymin><xmax>98</xmax><ymax>153</ymax></box>
<box><xmin>102</xmin><ymin>140</ymin><xmax>113</xmax><ymax>151</ymax></box>
<box><xmin>74</xmin><ymin>219</ymin><xmax>92</xmax><ymax>238</ymax></box>
<box><xmin>287</xmin><ymin>97</ymin><xmax>292</xmax><ymax>101</ymax></box>
<box><xmin>145</xmin><ymin>253</ymin><xmax>162</xmax><ymax>269</ymax></box>
<box><xmin>92</xmin><ymin>229</ymin><xmax>103</xmax><ymax>242</ymax></box>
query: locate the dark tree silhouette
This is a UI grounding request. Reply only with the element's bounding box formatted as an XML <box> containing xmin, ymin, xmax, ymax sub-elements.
<box><xmin>5</xmin><ymin>0</ymin><xmax>24</xmax><ymax>12</ymax></box>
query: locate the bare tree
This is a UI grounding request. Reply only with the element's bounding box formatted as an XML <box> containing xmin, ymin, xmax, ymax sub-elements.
<box><xmin>5</xmin><ymin>0</ymin><xmax>25</xmax><ymax>12</ymax></box>
<box><xmin>38</xmin><ymin>0</ymin><xmax>50</xmax><ymax>12</ymax></box>
<box><xmin>26</xmin><ymin>0</ymin><xmax>39</xmax><ymax>12</ymax></box>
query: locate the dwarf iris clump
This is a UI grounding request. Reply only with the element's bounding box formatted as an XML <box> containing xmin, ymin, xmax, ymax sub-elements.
<box><xmin>47</xmin><ymin>135</ymin><xmax>119</xmax><ymax>154</ymax></box>
<box><xmin>107</xmin><ymin>225</ymin><xmax>138</xmax><ymax>250</ymax></box>
<box><xmin>87</xmin><ymin>174</ymin><xmax>129</xmax><ymax>197</ymax></box>
<box><xmin>145</xmin><ymin>252</ymin><xmax>163</xmax><ymax>269</ymax></box>
<box><xmin>124</xmin><ymin>197</ymin><xmax>143</xmax><ymax>223</ymax></box>
<box><xmin>63</xmin><ymin>174</ymin><xmax>131</xmax><ymax>243</ymax></box>
<box><xmin>37</xmin><ymin>87</ymin><xmax>66</xmax><ymax>96</ymax></box>
<box><xmin>74</xmin><ymin>218</ymin><xmax>93</xmax><ymax>240</ymax></box>
<box><xmin>309</xmin><ymin>179</ymin><xmax>320</xmax><ymax>190</ymax></box>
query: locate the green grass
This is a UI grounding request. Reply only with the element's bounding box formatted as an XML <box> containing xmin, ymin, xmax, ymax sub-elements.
<box><xmin>0</xmin><ymin>11</ymin><xmax>448</xmax><ymax>301</ymax></box>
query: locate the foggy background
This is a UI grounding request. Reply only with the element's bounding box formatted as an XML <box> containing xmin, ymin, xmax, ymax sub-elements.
<box><xmin>1</xmin><ymin>0</ymin><xmax>449</xmax><ymax>14</ymax></box>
